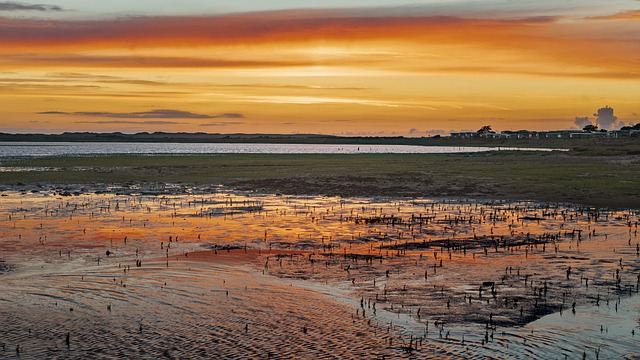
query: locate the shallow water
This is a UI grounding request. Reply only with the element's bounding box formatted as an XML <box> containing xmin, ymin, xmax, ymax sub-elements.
<box><xmin>0</xmin><ymin>141</ymin><xmax>563</xmax><ymax>158</ymax></box>
<box><xmin>0</xmin><ymin>187</ymin><xmax>638</xmax><ymax>358</ymax></box>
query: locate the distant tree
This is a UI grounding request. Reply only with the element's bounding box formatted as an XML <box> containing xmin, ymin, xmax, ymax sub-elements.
<box><xmin>621</xmin><ymin>122</ymin><xmax>640</xmax><ymax>131</ymax></box>
<box><xmin>477</xmin><ymin>125</ymin><xmax>493</xmax><ymax>134</ymax></box>
<box><xmin>583</xmin><ymin>124</ymin><xmax>598</xmax><ymax>132</ymax></box>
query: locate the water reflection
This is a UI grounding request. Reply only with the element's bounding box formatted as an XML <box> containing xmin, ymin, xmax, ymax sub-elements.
<box><xmin>0</xmin><ymin>141</ymin><xmax>565</xmax><ymax>157</ymax></box>
<box><xmin>0</xmin><ymin>187</ymin><xmax>638</xmax><ymax>358</ymax></box>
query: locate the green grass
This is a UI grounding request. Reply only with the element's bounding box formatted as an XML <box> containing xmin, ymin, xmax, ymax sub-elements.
<box><xmin>1</xmin><ymin>152</ymin><xmax>638</xmax><ymax>208</ymax></box>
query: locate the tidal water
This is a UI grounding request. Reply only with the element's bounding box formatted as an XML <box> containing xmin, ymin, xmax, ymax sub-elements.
<box><xmin>0</xmin><ymin>187</ymin><xmax>638</xmax><ymax>359</ymax></box>
<box><xmin>0</xmin><ymin>142</ymin><xmax>563</xmax><ymax>158</ymax></box>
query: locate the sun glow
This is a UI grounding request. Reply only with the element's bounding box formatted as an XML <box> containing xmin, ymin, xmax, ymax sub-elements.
<box><xmin>0</xmin><ymin>3</ymin><xmax>639</xmax><ymax>134</ymax></box>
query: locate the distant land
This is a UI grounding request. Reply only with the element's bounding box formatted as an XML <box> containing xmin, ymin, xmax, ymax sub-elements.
<box><xmin>0</xmin><ymin>131</ymin><xmax>636</xmax><ymax>147</ymax></box>
<box><xmin>0</xmin><ymin>132</ymin><xmax>347</xmax><ymax>144</ymax></box>
<box><xmin>0</xmin><ymin>131</ymin><xmax>639</xmax><ymax>153</ymax></box>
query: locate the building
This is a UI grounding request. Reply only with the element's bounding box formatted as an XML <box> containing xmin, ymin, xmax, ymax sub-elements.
<box><xmin>450</xmin><ymin>132</ymin><xmax>478</xmax><ymax>138</ymax></box>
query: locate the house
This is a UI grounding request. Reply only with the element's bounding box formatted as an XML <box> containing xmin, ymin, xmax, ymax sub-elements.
<box><xmin>450</xmin><ymin>132</ymin><xmax>478</xmax><ymax>138</ymax></box>
<box><xmin>569</xmin><ymin>132</ymin><xmax>609</xmax><ymax>138</ymax></box>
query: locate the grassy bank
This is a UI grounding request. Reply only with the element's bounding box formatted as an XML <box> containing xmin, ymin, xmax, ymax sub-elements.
<box><xmin>1</xmin><ymin>150</ymin><xmax>638</xmax><ymax>208</ymax></box>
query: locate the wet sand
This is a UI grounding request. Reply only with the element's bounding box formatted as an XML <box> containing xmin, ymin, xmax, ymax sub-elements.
<box><xmin>1</xmin><ymin>186</ymin><xmax>639</xmax><ymax>358</ymax></box>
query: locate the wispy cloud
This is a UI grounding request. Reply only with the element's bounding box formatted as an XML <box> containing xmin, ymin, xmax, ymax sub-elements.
<box><xmin>209</xmin><ymin>83</ymin><xmax>372</xmax><ymax>91</ymax></box>
<box><xmin>45</xmin><ymin>72</ymin><xmax>169</xmax><ymax>86</ymax></box>
<box><xmin>317</xmin><ymin>119</ymin><xmax>355</xmax><ymax>123</ymax></box>
<box><xmin>38</xmin><ymin>109</ymin><xmax>244</xmax><ymax>119</ymax></box>
<box><xmin>1</xmin><ymin>54</ymin><xmax>308</xmax><ymax>68</ymax></box>
<box><xmin>198</xmin><ymin>121</ymin><xmax>244</xmax><ymax>127</ymax></box>
<box><xmin>585</xmin><ymin>10</ymin><xmax>640</xmax><ymax>20</ymax></box>
<box><xmin>574</xmin><ymin>116</ymin><xmax>592</xmax><ymax>128</ymax></box>
<box><xmin>74</xmin><ymin>120</ymin><xmax>187</xmax><ymax>125</ymax></box>
<box><xmin>210</xmin><ymin>113</ymin><xmax>244</xmax><ymax>119</ymax></box>
<box><xmin>0</xmin><ymin>11</ymin><xmax>562</xmax><ymax>49</ymax></box>
<box><xmin>0</xmin><ymin>1</ymin><xmax>63</xmax><ymax>11</ymax></box>
<box><xmin>0</xmin><ymin>8</ymin><xmax>636</xmax><ymax>79</ymax></box>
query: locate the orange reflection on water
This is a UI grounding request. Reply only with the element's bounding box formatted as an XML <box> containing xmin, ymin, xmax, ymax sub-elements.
<box><xmin>0</xmin><ymin>189</ymin><xmax>639</xmax><ymax>358</ymax></box>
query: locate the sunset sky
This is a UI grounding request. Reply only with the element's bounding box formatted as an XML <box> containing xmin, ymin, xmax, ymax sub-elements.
<box><xmin>1</xmin><ymin>0</ymin><xmax>639</xmax><ymax>135</ymax></box>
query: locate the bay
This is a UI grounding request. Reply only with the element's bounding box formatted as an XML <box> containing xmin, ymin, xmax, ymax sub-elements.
<box><xmin>0</xmin><ymin>141</ymin><xmax>563</xmax><ymax>157</ymax></box>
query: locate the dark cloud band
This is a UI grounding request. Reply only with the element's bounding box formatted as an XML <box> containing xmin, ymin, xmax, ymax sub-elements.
<box><xmin>73</xmin><ymin>120</ymin><xmax>187</xmax><ymax>125</ymax></box>
<box><xmin>0</xmin><ymin>1</ymin><xmax>63</xmax><ymax>11</ymax></box>
<box><xmin>38</xmin><ymin>109</ymin><xmax>244</xmax><ymax>120</ymax></box>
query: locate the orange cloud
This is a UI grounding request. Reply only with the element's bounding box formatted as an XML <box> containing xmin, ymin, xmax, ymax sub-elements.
<box><xmin>0</xmin><ymin>53</ymin><xmax>312</xmax><ymax>68</ymax></box>
<box><xmin>586</xmin><ymin>10</ymin><xmax>640</xmax><ymax>20</ymax></box>
<box><xmin>0</xmin><ymin>9</ymin><xmax>636</xmax><ymax>80</ymax></box>
<box><xmin>0</xmin><ymin>12</ymin><xmax>561</xmax><ymax>50</ymax></box>
<box><xmin>37</xmin><ymin>109</ymin><xmax>242</xmax><ymax>119</ymax></box>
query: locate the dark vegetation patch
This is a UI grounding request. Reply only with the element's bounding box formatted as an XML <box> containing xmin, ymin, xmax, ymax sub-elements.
<box><xmin>0</xmin><ymin>260</ymin><xmax>13</xmax><ymax>274</ymax></box>
<box><xmin>0</xmin><ymin>145</ymin><xmax>638</xmax><ymax>209</ymax></box>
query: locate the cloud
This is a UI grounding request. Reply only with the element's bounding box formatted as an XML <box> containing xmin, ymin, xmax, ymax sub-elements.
<box><xmin>37</xmin><ymin>111</ymin><xmax>66</xmax><ymax>115</ymax></box>
<box><xmin>585</xmin><ymin>10</ymin><xmax>640</xmax><ymax>20</ymax></box>
<box><xmin>317</xmin><ymin>119</ymin><xmax>354</xmax><ymax>123</ymax></box>
<box><xmin>0</xmin><ymin>11</ymin><xmax>563</xmax><ymax>50</ymax></box>
<box><xmin>340</xmin><ymin>131</ymin><xmax>387</xmax><ymax>136</ymax></box>
<box><xmin>0</xmin><ymin>7</ymin><xmax>637</xmax><ymax>79</ymax></box>
<box><xmin>79</xmin><ymin>110</ymin><xmax>206</xmax><ymax>119</ymax></box>
<box><xmin>0</xmin><ymin>1</ymin><xmax>63</xmax><ymax>11</ymax></box>
<box><xmin>38</xmin><ymin>109</ymin><xmax>243</xmax><ymax>119</ymax></box>
<box><xmin>406</xmin><ymin>128</ymin><xmax>451</xmax><ymax>136</ymax></box>
<box><xmin>213</xmin><ymin>83</ymin><xmax>372</xmax><ymax>91</ymax></box>
<box><xmin>594</xmin><ymin>106</ymin><xmax>621</xmax><ymax>130</ymax></box>
<box><xmin>198</xmin><ymin>121</ymin><xmax>244</xmax><ymax>127</ymax></box>
<box><xmin>424</xmin><ymin>129</ymin><xmax>447</xmax><ymax>136</ymax></box>
<box><xmin>1</xmin><ymin>54</ymin><xmax>307</xmax><ymax>69</ymax></box>
<box><xmin>574</xmin><ymin>116</ymin><xmax>592</xmax><ymax>128</ymax></box>
<box><xmin>212</xmin><ymin>113</ymin><xmax>244</xmax><ymax>119</ymax></box>
<box><xmin>74</xmin><ymin>120</ymin><xmax>187</xmax><ymax>125</ymax></box>
<box><xmin>4</xmin><ymin>73</ymin><xmax>372</xmax><ymax>94</ymax></box>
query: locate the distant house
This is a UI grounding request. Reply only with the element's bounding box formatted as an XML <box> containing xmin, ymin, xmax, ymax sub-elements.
<box><xmin>609</xmin><ymin>129</ymin><xmax>640</xmax><ymax>138</ymax></box>
<box><xmin>543</xmin><ymin>131</ymin><xmax>571</xmax><ymax>138</ymax></box>
<box><xmin>451</xmin><ymin>127</ymin><xmax>636</xmax><ymax>139</ymax></box>
<box><xmin>450</xmin><ymin>132</ymin><xmax>478</xmax><ymax>138</ymax></box>
<box><xmin>500</xmin><ymin>130</ymin><xmax>537</xmax><ymax>139</ymax></box>
<box><xmin>480</xmin><ymin>132</ymin><xmax>501</xmax><ymax>139</ymax></box>
<box><xmin>570</xmin><ymin>132</ymin><xmax>609</xmax><ymax>138</ymax></box>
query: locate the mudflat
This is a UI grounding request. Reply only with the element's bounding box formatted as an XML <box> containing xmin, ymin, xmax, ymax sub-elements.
<box><xmin>1</xmin><ymin>141</ymin><xmax>639</xmax><ymax>358</ymax></box>
<box><xmin>1</xmin><ymin>147</ymin><xmax>638</xmax><ymax>208</ymax></box>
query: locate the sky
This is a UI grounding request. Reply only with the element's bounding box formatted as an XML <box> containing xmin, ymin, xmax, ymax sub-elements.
<box><xmin>1</xmin><ymin>1</ymin><xmax>639</xmax><ymax>135</ymax></box>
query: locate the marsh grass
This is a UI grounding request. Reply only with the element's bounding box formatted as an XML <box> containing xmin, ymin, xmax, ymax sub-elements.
<box><xmin>1</xmin><ymin>151</ymin><xmax>638</xmax><ymax>208</ymax></box>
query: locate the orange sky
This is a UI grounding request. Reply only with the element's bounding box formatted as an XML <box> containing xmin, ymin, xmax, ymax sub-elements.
<box><xmin>1</xmin><ymin>4</ymin><xmax>639</xmax><ymax>135</ymax></box>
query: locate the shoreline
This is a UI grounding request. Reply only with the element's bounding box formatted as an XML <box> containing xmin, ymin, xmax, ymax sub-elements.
<box><xmin>1</xmin><ymin>181</ymin><xmax>637</xmax><ymax>213</ymax></box>
<box><xmin>0</xmin><ymin>133</ymin><xmax>638</xmax><ymax>149</ymax></box>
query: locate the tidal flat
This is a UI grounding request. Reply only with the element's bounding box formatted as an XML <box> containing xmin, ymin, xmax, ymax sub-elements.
<box><xmin>1</xmin><ymin>185</ymin><xmax>639</xmax><ymax>359</ymax></box>
<box><xmin>1</xmin><ymin>150</ymin><xmax>639</xmax><ymax>208</ymax></box>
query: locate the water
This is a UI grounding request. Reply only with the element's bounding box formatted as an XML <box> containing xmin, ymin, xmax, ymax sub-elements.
<box><xmin>1</xmin><ymin>187</ymin><xmax>638</xmax><ymax>358</ymax></box>
<box><xmin>0</xmin><ymin>142</ymin><xmax>563</xmax><ymax>157</ymax></box>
